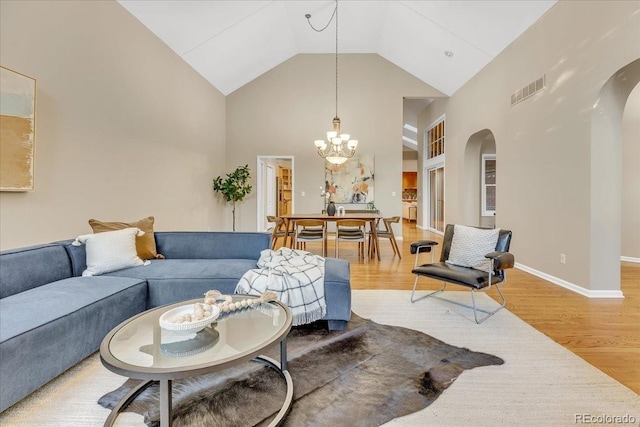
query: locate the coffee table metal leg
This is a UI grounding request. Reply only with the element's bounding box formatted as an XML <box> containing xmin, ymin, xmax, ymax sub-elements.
<box><xmin>104</xmin><ymin>379</ymin><xmax>153</xmax><ymax>427</ymax></box>
<box><xmin>160</xmin><ymin>379</ymin><xmax>173</xmax><ymax>427</ymax></box>
<box><xmin>254</xmin><ymin>355</ymin><xmax>293</xmax><ymax>427</ymax></box>
<box><xmin>280</xmin><ymin>338</ymin><xmax>288</xmax><ymax>371</ymax></box>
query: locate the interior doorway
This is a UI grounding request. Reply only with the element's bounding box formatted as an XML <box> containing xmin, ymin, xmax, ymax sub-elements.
<box><xmin>256</xmin><ymin>156</ymin><xmax>294</xmax><ymax>231</ymax></box>
<box><xmin>427</xmin><ymin>166</ymin><xmax>445</xmax><ymax>232</ymax></box>
<box><xmin>463</xmin><ymin>129</ymin><xmax>496</xmax><ymax>228</ymax></box>
<box><xmin>590</xmin><ymin>58</ymin><xmax>640</xmax><ymax>292</ymax></box>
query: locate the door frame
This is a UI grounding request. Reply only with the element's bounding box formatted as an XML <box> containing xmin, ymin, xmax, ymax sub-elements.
<box><xmin>256</xmin><ymin>156</ymin><xmax>294</xmax><ymax>231</ymax></box>
<box><xmin>425</xmin><ymin>164</ymin><xmax>445</xmax><ymax>234</ymax></box>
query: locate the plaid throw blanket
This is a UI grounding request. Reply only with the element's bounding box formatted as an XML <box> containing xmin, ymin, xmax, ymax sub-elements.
<box><xmin>235</xmin><ymin>248</ymin><xmax>326</xmax><ymax>326</ymax></box>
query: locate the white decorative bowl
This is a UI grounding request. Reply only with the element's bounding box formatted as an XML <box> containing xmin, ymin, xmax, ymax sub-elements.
<box><xmin>159</xmin><ymin>304</ymin><xmax>220</xmax><ymax>335</ymax></box>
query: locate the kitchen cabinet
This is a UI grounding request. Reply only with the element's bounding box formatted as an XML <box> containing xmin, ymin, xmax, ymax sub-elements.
<box><xmin>402</xmin><ymin>172</ymin><xmax>417</xmax><ymax>200</ymax></box>
<box><xmin>402</xmin><ymin>201</ymin><xmax>417</xmax><ymax>221</ymax></box>
<box><xmin>402</xmin><ymin>172</ymin><xmax>417</xmax><ymax>189</ymax></box>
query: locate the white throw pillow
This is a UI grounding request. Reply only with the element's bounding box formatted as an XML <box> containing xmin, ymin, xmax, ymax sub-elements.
<box><xmin>73</xmin><ymin>227</ymin><xmax>149</xmax><ymax>276</ymax></box>
<box><xmin>446</xmin><ymin>225</ymin><xmax>501</xmax><ymax>273</ymax></box>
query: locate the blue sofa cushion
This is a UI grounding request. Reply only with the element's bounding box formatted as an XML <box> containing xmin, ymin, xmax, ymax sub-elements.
<box><xmin>0</xmin><ymin>275</ymin><xmax>147</xmax><ymax>412</ymax></box>
<box><xmin>60</xmin><ymin>232</ymin><xmax>271</xmax><ymax>277</ymax></box>
<box><xmin>104</xmin><ymin>259</ymin><xmax>260</xmax><ymax>307</ymax></box>
<box><xmin>0</xmin><ymin>245</ymin><xmax>72</xmax><ymax>298</ymax></box>
<box><xmin>155</xmin><ymin>232</ymin><xmax>270</xmax><ymax>260</ymax></box>
<box><xmin>324</xmin><ymin>257</ymin><xmax>350</xmax><ymax>284</ymax></box>
<box><xmin>104</xmin><ymin>259</ymin><xmax>258</xmax><ymax>280</ymax></box>
<box><xmin>0</xmin><ymin>276</ymin><xmax>147</xmax><ymax>342</ymax></box>
<box><xmin>60</xmin><ymin>240</ymin><xmax>87</xmax><ymax>278</ymax></box>
<box><xmin>322</xmin><ymin>258</ymin><xmax>351</xmax><ymax>323</ymax></box>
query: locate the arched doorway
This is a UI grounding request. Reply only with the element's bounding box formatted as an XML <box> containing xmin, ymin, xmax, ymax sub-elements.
<box><xmin>589</xmin><ymin>58</ymin><xmax>640</xmax><ymax>292</ymax></box>
<box><xmin>621</xmin><ymin>83</ymin><xmax>640</xmax><ymax>262</ymax></box>
<box><xmin>463</xmin><ymin>129</ymin><xmax>497</xmax><ymax>228</ymax></box>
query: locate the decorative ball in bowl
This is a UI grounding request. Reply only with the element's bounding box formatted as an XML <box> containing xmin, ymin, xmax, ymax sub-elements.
<box><xmin>159</xmin><ymin>304</ymin><xmax>220</xmax><ymax>335</ymax></box>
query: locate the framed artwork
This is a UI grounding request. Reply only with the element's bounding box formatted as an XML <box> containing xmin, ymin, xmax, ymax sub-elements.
<box><xmin>325</xmin><ymin>154</ymin><xmax>374</xmax><ymax>204</ymax></box>
<box><xmin>1</xmin><ymin>66</ymin><xmax>36</xmax><ymax>192</ymax></box>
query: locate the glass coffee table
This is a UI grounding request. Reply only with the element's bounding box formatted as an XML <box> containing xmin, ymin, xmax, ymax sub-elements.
<box><xmin>100</xmin><ymin>295</ymin><xmax>293</xmax><ymax>427</ymax></box>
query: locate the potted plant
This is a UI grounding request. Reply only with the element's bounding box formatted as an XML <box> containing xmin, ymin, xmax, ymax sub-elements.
<box><xmin>213</xmin><ymin>164</ymin><xmax>252</xmax><ymax>231</ymax></box>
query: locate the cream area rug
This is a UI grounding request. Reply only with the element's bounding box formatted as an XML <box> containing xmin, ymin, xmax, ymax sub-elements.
<box><xmin>0</xmin><ymin>290</ymin><xmax>638</xmax><ymax>427</ymax></box>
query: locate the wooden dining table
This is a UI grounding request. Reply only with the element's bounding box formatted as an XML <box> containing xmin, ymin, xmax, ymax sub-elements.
<box><xmin>279</xmin><ymin>212</ymin><xmax>382</xmax><ymax>261</ymax></box>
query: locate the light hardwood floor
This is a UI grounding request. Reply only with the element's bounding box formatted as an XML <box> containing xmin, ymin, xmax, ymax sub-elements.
<box><xmin>294</xmin><ymin>220</ymin><xmax>640</xmax><ymax>394</ymax></box>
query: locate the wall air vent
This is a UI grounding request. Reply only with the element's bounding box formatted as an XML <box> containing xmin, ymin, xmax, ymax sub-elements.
<box><xmin>511</xmin><ymin>75</ymin><xmax>545</xmax><ymax>106</ymax></box>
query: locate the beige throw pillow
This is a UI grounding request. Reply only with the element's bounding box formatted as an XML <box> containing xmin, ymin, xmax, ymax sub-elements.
<box><xmin>89</xmin><ymin>216</ymin><xmax>163</xmax><ymax>260</ymax></box>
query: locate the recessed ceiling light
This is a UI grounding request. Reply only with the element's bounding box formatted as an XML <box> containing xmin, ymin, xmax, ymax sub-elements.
<box><xmin>444</xmin><ymin>51</ymin><xmax>454</xmax><ymax>57</ymax></box>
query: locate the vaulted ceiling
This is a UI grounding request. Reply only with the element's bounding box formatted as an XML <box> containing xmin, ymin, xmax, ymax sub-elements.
<box><xmin>118</xmin><ymin>0</ymin><xmax>557</xmax><ymax>96</ymax></box>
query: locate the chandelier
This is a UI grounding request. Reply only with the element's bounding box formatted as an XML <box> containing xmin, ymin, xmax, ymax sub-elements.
<box><xmin>307</xmin><ymin>0</ymin><xmax>358</xmax><ymax>165</ymax></box>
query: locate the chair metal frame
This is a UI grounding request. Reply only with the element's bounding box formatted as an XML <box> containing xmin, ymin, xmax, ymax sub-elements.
<box><xmin>410</xmin><ymin>224</ymin><xmax>513</xmax><ymax>324</ymax></box>
<box><xmin>410</xmin><ymin>265</ymin><xmax>507</xmax><ymax>324</ymax></box>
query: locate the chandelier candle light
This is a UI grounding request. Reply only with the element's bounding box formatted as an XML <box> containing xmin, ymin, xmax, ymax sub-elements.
<box><xmin>307</xmin><ymin>0</ymin><xmax>358</xmax><ymax>165</ymax></box>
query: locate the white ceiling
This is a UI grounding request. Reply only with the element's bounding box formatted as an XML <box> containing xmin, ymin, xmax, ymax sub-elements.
<box><xmin>118</xmin><ymin>0</ymin><xmax>556</xmax><ymax>96</ymax></box>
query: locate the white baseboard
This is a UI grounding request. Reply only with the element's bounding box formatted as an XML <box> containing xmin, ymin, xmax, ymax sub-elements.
<box><xmin>621</xmin><ymin>256</ymin><xmax>640</xmax><ymax>263</ymax></box>
<box><xmin>515</xmin><ymin>262</ymin><xmax>624</xmax><ymax>299</ymax></box>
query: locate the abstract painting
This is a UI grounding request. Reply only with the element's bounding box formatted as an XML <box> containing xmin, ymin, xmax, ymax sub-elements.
<box><xmin>325</xmin><ymin>154</ymin><xmax>374</xmax><ymax>204</ymax></box>
<box><xmin>1</xmin><ymin>66</ymin><xmax>36</xmax><ymax>191</ymax></box>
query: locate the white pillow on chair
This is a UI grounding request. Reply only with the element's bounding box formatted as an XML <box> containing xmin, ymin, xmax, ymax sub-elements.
<box><xmin>73</xmin><ymin>227</ymin><xmax>149</xmax><ymax>276</ymax></box>
<box><xmin>446</xmin><ymin>225</ymin><xmax>500</xmax><ymax>272</ymax></box>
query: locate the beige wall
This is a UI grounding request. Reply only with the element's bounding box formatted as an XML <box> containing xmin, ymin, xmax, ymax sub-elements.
<box><xmin>226</xmin><ymin>54</ymin><xmax>443</xmax><ymax>236</ymax></box>
<box><xmin>418</xmin><ymin>0</ymin><xmax>640</xmax><ymax>293</ymax></box>
<box><xmin>622</xmin><ymin>83</ymin><xmax>640</xmax><ymax>259</ymax></box>
<box><xmin>402</xmin><ymin>158</ymin><xmax>418</xmax><ymax>172</ymax></box>
<box><xmin>0</xmin><ymin>0</ymin><xmax>227</xmax><ymax>250</ymax></box>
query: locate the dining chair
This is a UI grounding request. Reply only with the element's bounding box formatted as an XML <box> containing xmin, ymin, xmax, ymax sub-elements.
<box><xmin>370</xmin><ymin>216</ymin><xmax>402</xmax><ymax>259</ymax></box>
<box><xmin>266</xmin><ymin>216</ymin><xmax>293</xmax><ymax>250</ymax></box>
<box><xmin>293</xmin><ymin>219</ymin><xmax>327</xmax><ymax>256</ymax></box>
<box><xmin>335</xmin><ymin>219</ymin><xmax>368</xmax><ymax>264</ymax></box>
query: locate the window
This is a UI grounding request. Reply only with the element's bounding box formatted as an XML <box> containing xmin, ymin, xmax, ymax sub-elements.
<box><xmin>423</xmin><ymin>116</ymin><xmax>445</xmax><ymax>232</ymax></box>
<box><xmin>426</xmin><ymin>119</ymin><xmax>445</xmax><ymax>159</ymax></box>
<box><xmin>482</xmin><ymin>154</ymin><xmax>496</xmax><ymax>216</ymax></box>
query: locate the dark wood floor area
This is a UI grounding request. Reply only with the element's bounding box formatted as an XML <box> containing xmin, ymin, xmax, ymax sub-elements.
<box><xmin>294</xmin><ymin>220</ymin><xmax>640</xmax><ymax>394</ymax></box>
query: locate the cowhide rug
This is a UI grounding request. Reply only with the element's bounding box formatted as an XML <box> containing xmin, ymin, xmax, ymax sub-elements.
<box><xmin>99</xmin><ymin>314</ymin><xmax>503</xmax><ymax>427</ymax></box>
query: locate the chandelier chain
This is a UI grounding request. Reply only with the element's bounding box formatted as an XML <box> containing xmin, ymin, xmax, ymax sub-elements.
<box><xmin>308</xmin><ymin>0</ymin><xmax>357</xmax><ymax>165</ymax></box>
<box><xmin>305</xmin><ymin>5</ymin><xmax>337</xmax><ymax>33</ymax></box>
<box><xmin>335</xmin><ymin>1</ymin><xmax>339</xmax><ymax>118</ymax></box>
<box><xmin>304</xmin><ymin>2</ymin><xmax>340</xmax><ymax>118</ymax></box>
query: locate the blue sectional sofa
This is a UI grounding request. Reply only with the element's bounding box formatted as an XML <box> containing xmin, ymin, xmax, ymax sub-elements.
<box><xmin>0</xmin><ymin>231</ymin><xmax>351</xmax><ymax>412</ymax></box>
